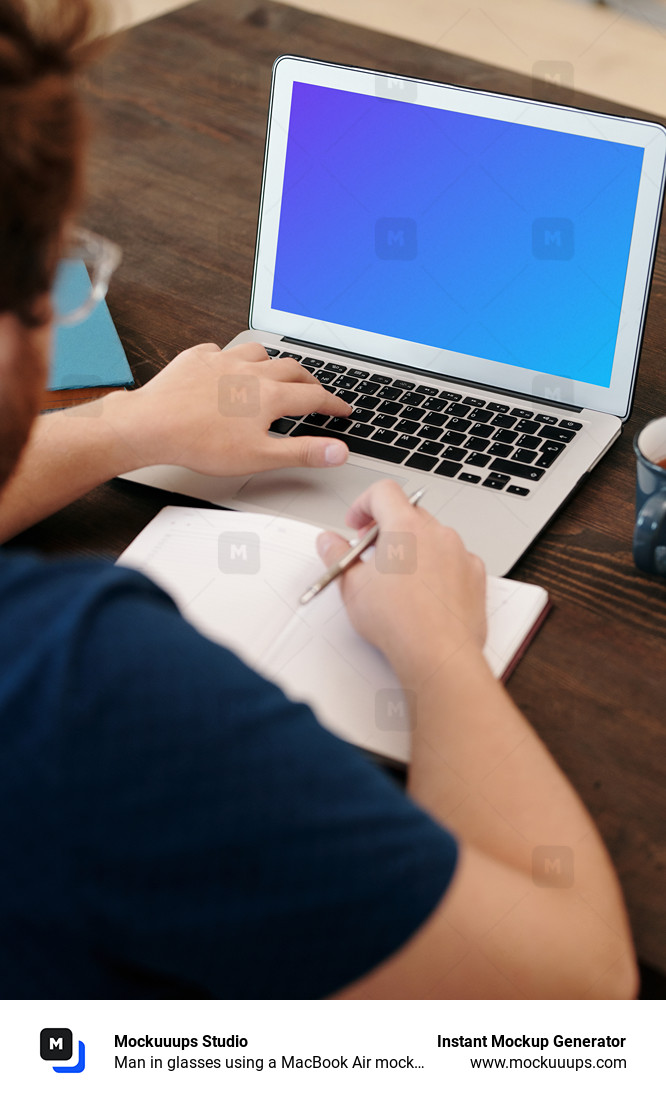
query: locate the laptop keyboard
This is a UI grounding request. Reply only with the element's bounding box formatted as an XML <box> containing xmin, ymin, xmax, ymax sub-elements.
<box><xmin>265</xmin><ymin>348</ymin><xmax>582</xmax><ymax>496</ymax></box>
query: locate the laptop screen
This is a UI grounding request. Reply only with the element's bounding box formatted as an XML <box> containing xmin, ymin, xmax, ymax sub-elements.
<box><xmin>253</xmin><ymin>59</ymin><xmax>666</xmax><ymax>418</ymax></box>
<box><xmin>271</xmin><ymin>82</ymin><xmax>643</xmax><ymax>391</ymax></box>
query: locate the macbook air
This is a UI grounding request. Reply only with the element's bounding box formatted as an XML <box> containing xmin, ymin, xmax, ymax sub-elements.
<box><xmin>124</xmin><ymin>56</ymin><xmax>666</xmax><ymax>575</ymax></box>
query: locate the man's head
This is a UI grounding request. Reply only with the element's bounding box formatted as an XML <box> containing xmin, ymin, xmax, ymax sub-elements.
<box><xmin>0</xmin><ymin>0</ymin><xmax>99</xmax><ymax>492</ymax></box>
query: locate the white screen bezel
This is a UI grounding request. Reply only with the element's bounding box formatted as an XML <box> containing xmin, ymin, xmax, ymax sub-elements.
<box><xmin>251</xmin><ymin>56</ymin><xmax>666</xmax><ymax>419</ymax></box>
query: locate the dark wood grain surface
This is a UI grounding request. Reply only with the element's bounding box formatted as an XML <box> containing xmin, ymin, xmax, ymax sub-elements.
<box><xmin>9</xmin><ymin>0</ymin><xmax>666</xmax><ymax>974</ymax></box>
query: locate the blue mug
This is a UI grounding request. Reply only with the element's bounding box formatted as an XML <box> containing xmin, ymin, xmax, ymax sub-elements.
<box><xmin>633</xmin><ymin>416</ymin><xmax>666</xmax><ymax>576</ymax></box>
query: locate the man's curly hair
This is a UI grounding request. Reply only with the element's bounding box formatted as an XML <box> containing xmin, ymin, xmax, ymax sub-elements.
<box><xmin>0</xmin><ymin>0</ymin><xmax>104</xmax><ymax>327</ymax></box>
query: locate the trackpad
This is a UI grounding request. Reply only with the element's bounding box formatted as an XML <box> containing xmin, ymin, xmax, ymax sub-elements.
<box><xmin>233</xmin><ymin>466</ymin><xmax>406</xmax><ymax>529</ymax></box>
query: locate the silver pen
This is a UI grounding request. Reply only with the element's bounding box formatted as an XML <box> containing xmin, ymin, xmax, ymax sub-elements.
<box><xmin>299</xmin><ymin>487</ymin><xmax>426</xmax><ymax>606</ymax></box>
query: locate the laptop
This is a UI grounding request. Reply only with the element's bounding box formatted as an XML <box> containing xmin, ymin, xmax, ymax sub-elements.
<box><xmin>124</xmin><ymin>56</ymin><xmax>666</xmax><ymax>576</ymax></box>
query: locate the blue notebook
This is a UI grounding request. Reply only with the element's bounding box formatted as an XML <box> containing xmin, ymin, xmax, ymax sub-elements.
<box><xmin>49</xmin><ymin>261</ymin><xmax>134</xmax><ymax>391</ymax></box>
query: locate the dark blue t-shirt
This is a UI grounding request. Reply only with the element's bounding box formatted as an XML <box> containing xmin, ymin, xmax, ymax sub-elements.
<box><xmin>0</xmin><ymin>551</ymin><xmax>457</xmax><ymax>998</ymax></box>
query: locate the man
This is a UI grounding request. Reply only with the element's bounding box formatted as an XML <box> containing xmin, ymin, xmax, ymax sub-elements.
<box><xmin>0</xmin><ymin>0</ymin><xmax>637</xmax><ymax>998</ymax></box>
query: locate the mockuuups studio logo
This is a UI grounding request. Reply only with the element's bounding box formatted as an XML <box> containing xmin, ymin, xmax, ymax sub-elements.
<box><xmin>375</xmin><ymin>217</ymin><xmax>417</xmax><ymax>261</ymax></box>
<box><xmin>40</xmin><ymin>1028</ymin><xmax>86</xmax><ymax>1074</ymax></box>
<box><xmin>532</xmin><ymin>217</ymin><xmax>574</xmax><ymax>261</ymax></box>
<box><xmin>375</xmin><ymin>688</ymin><xmax>416</xmax><ymax>732</ymax></box>
<box><xmin>218</xmin><ymin>531</ymin><xmax>261</xmax><ymax>574</ymax></box>
<box><xmin>532</xmin><ymin>846</ymin><xmax>574</xmax><ymax>888</ymax></box>
<box><xmin>374</xmin><ymin>74</ymin><xmax>417</xmax><ymax>102</ymax></box>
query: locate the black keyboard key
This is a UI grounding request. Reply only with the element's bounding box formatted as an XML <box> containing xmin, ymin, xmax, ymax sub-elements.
<box><xmin>493</xmin><ymin>428</ymin><xmax>518</xmax><ymax>444</ymax></box>
<box><xmin>377</xmin><ymin>400</ymin><xmax>402</xmax><ymax>416</ymax></box>
<box><xmin>401</xmin><ymin>406</ymin><xmax>424</xmax><ymax>421</ymax></box>
<box><xmin>416</xmin><ymin>384</ymin><xmax>439</xmax><ymax>396</ymax></box>
<box><xmin>442</xmin><ymin>430</ymin><xmax>466</xmax><ymax>446</ymax></box>
<box><xmin>406</xmin><ymin>452</ymin><xmax>437</xmax><ymax>472</ymax></box>
<box><xmin>487</xmin><ymin>442</ymin><xmax>512</xmax><ymax>457</ymax></box>
<box><xmin>468</xmin><ymin>408</ymin><xmax>493</xmax><ymax>423</ymax></box>
<box><xmin>417</xmin><ymin>440</ymin><xmax>443</xmax><ymax>456</ymax></box>
<box><xmin>349</xmin><ymin>423</ymin><xmax>374</xmax><ymax>438</ymax></box>
<box><xmin>463</xmin><ymin>396</ymin><xmax>485</xmax><ymax>407</ymax></box>
<box><xmin>492</xmin><ymin>414</ymin><xmax>517</xmax><ymax>429</ymax></box>
<box><xmin>516</xmin><ymin>419</ymin><xmax>539</xmax><ymax>434</ymax></box>
<box><xmin>459</xmin><ymin>472</ymin><xmax>481</xmax><ymax>483</ymax></box>
<box><xmin>395</xmin><ymin>419</ymin><xmax>419</xmax><ymax>435</ymax></box>
<box><xmin>422</xmin><ymin>411</ymin><xmax>447</xmax><ymax>427</ymax></box>
<box><xmin>314</xmin><ymin>369</ymin><xmax>336</xmax><ymax>385</ymax></box>
<box><xmin>535</xmin><ymin>451</ymin><xmax>558</xmax><ymax>468</ymax></box>
<box><xmin>291</xmin><ymin>423</ymin><xmax>409</xmax><ymax>464</ymax></box>
<box><xmin>335</xmin><ymin>375</ymin><xmax>358</xmax><ymax>390</ymax></box>
<box><xmin>281</xmin><ymin>351</ymin><xmax>302</xmax><ymax>361</ymax></box>
<box><xmin>443</xmin><ymin>445</ymin><xmax>466</xmax><ymax>461</ymax></box>
<box><xmin>465</xmin><ymin>451</ymin><xmax>491</xmax><ymax>467</ymax></box>
<box><xmin>370</xmin><ymin>373</ymin><xmax>393</xmax><ymax>384</ymax></box>
<box><xmin>324</xmin><ymin>362</ymin><xmax>347</xmax><ymax>374</ymax></box>
<box><xmin>422</xmin><ymin>397</ymin><xmax>448</xmax><ymax>412</ymax></box>
<box><xmin>514</xmin><ymin>448</ymin><xmax>536</xmax><ymax>464</ymax></box>
<box><xmin>487</xmin><ymin>402</ymin><xmax>509</xmax><ymax>412</ymax></box>
<box><xmin>489</xmin><ymin>458</ymin><xmax>545</xmax><ymax>481</ymax></box>
<box><xmin>373</xmin><ymin>413</ymin><xmax>397</xmax><ymax>429</ymax></box>
<box><xmin>350</xmin><ymin>408</ymin><xmax>374</xmax><ymax>423</ymax></box>
<box><xmin>393</xmin><ymin>378</ymin><xmax>415</xmax><ymax>390</ymax></box>
<box><xmin>448</xmin><ymin>402</ymin><xmax>470</xmax><ymax>417</ymax></box>
<box><xmin>539</xmin><ymin>425</ymin><xmax>576</xmax><ymax>443</ymax></box>
<box><xmin>372</xmin><ymin>428</ymin><xmax>397</xmax><ymax>445</ymax></box>
<box><xmin>534</xmin><ymin>413</ymin><xmax>557</xmax><ymax>424</ymax></box>
<box><xmin>302</xmin><ymin>357</ymin><xmax>325</xmax><ymax>368</ymax></box>
<box><xmin>355</xmin><ymin>395</ymin><xmax>380</xmax><ymax>410</ymax></box>
<box><xmin>434</xmin><ymin>459</ymin><xmax>462</xmax><ymax>478</ymax></box>
<box><xmin>346</xmin><ymin>367</ymin><xmax>368</xmax><ymax>378</ymax></box>
<box><xmin>264</xmin><ymin>347</ymin><xmax>281</xmax><ymax>357</ymax></box>
<box><xmin>464</xmin><ymin>437</ymin><xmax>490</xmax><ymax>452</ymax></box>
<box><xmin>511</xmin><ymin>407</ymin><xmax>533</xmax><ymax>418</ymax></box>
<box><xmin>417</xmin><ymin>425</ymin><xmax>442</xmax><ymax>441</ymax></box>
<box><xmin>336</xmin><ymin>388</ymin><xmax>352</xmax><ymax>400</ymax></box>
<box><xmin>399</xmin><ymin>391</ymin><xmax>424</xmax><ymax>406</ymax></box>
<box><xmin>303</xmin><ymin>413</ymin><xmax>329</xmax><ymax>426</ymax></box>
<box><xmin>448</xmin><ymin>417</ymin><xmax>473</xmax><ymax>432</ymax></box>
<box><xmin>269</xmin><ymin>417</ymin><xmax>296</xmax><ymax>434</ymax></box>
<box><xmin>396</xmin><ymin>433</ymin><xmax>419</xmax><ymax>449</ymax></box>
<box><xmin>327</xmin><ymin>417</ymin><xmax>352</xmax><ymax>432</ymax></box>
<box><xmin>469</xmin><ymin>423</ymin><xmax>494</xmax><ymax>438</ymax></box>
<box><xmin>484</xmin><ymin>476</ymin><xmax>509</xmax><ymax>491</ymax></box>
<box><xmin>540</xmin><ymin>439</ymin><xmax>565</xmax><ymax>456</ymax></box>
<box><xmin>439</xmin><ymin>391</ymin><xmax>462</xmax><ymax>401</ymax></box>
<box><xmin>516</xmin><ymin>434</ymin><xmax>541</xmax><ymax>450</ymax></box>
<box><xmin>377</xmin><ymin>386</ymin><xmax>402</xmax><ymax>400</ymax></box>
<box><xmin>507</xmin><ymin>484</ymin><xmax>530</xmax><ymax>496</ymax></box>
<box><xmin>559</xmin><ymin>420</ymin><xmax>583</xmax><ymax>431</ymax></box>
<box><xmin>355</xmin><ymin>380</ymin><xmax>380</xmax><ymax>395</ymax></box>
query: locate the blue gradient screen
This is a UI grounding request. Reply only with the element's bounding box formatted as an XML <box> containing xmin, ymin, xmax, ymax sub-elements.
<box><xmin>271</xmin><ymin>82</ymin><xmax>644</xmax><ymax>387</ymax></box>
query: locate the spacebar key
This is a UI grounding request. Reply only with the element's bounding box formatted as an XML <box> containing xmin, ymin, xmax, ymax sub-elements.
<box><xmin>290</xmin><ymin>424</ymin><xmax>409</xmax><ymax>464</ymax></box>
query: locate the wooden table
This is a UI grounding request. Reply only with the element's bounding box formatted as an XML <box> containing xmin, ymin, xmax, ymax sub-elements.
<box><xmin>10</xmin><ymin>0</ymin><xmax>665</xmax><ymax>985</ymax></box>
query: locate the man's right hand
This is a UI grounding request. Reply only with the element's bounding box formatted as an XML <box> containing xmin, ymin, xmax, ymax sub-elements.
<box><xmin>316</xmin><ymin>479</ymin><xmax>488</xmax><ymax>685</ymax></box>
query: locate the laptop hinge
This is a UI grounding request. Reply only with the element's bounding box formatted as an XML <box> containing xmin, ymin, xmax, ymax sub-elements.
<box><xmin>279</xmin><ymin>336</ymin><xmax>585</xmax><ymax>414</ymax></box>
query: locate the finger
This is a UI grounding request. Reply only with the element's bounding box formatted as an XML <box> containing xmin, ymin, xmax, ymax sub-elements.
<box><xmin>259</xmin><ymin>359</ymin><xmax>320</xmax><ymax>384</ymax></box>
<box><xmin>227</xmin><ymin>341</ymin><xmax>269</xmax><ymax>362</ymax></box>
<box><xmin>316</xmin><ymin>530</ymin><xmax>352</xmax><ymax>567</ymax></box>
<box><xmin>191</xmin><ymin>342</ymin><xmax>222</xmax><ymax>357</ymax></box>
<box><xmin>344</xmin><ymin>478</ymin><xmax>416</xmax><ymax>531</ymax></box>
<box><xmin>272</xmin><ymin>382</ymin><xmax>352</xmax><ymax>419</ymax></box>
<box><xmin>262</xmin><ymin>433</ymin><xmax>349</xmax><ymax>469</ymax></box>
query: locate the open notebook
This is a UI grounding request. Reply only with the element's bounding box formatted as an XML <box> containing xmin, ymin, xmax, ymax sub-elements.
<box><xmin>117</xmin><ymin>507</ymin><xmax>550</xmax><ymax>764</ymax></box>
